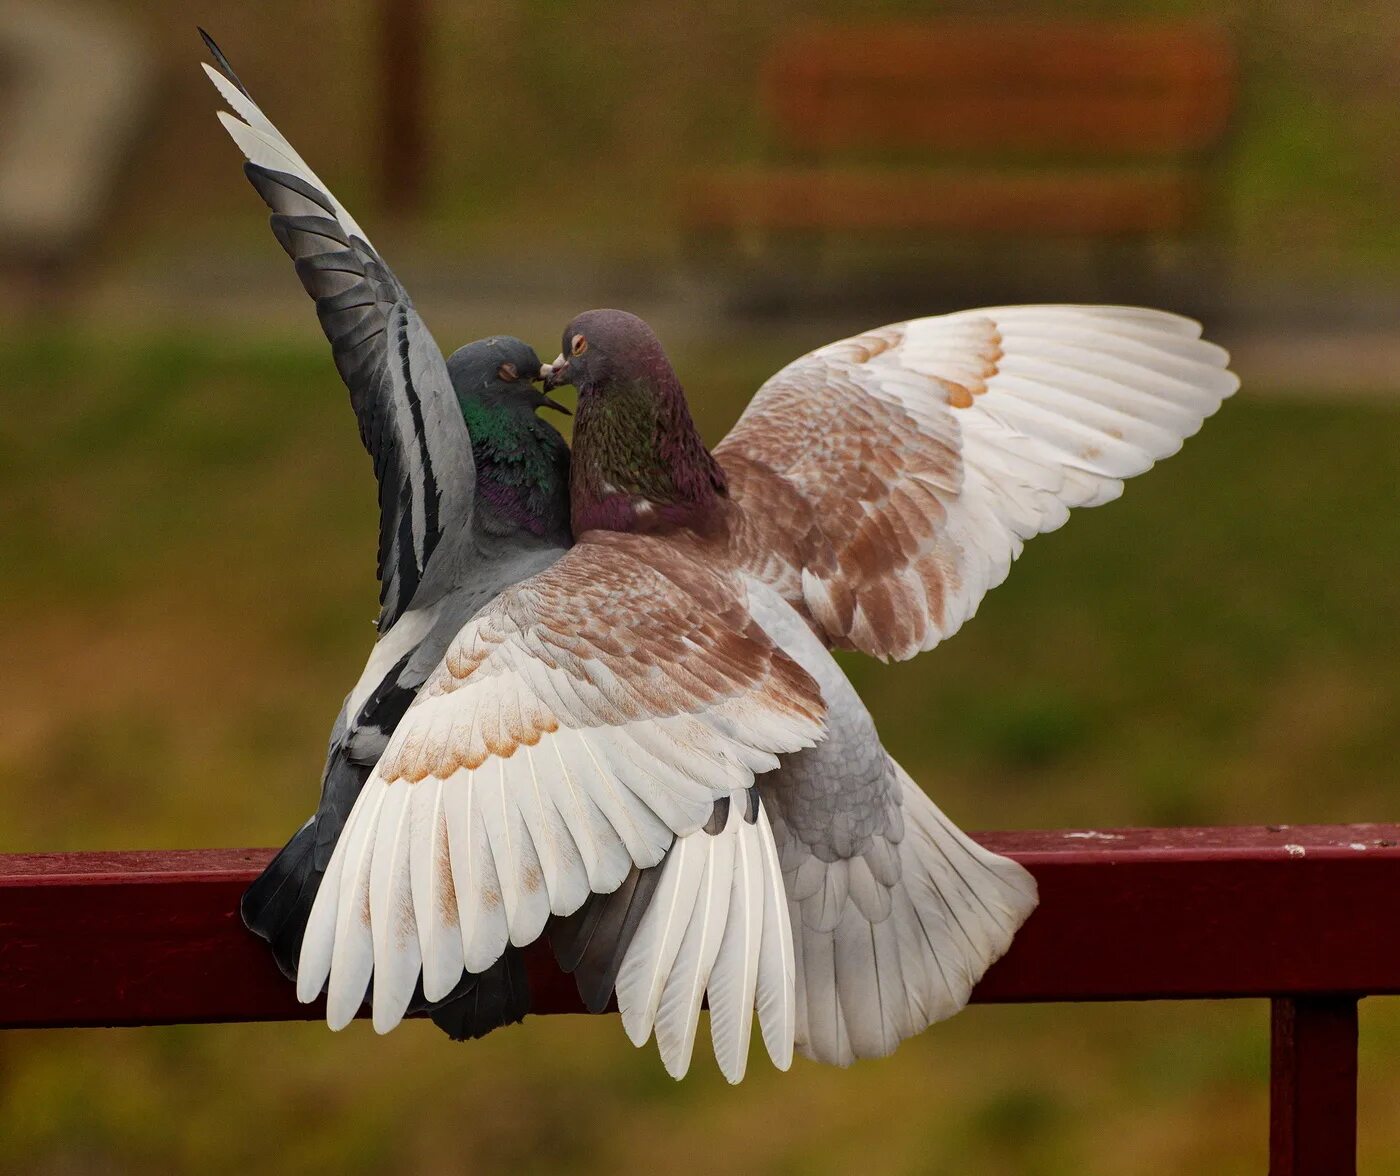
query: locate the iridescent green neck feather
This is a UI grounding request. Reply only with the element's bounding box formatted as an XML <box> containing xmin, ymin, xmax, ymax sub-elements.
<box><xmin>458</xmin><ymin>395</ymin><xmax>571</xmax><ymax>544</ymax></box>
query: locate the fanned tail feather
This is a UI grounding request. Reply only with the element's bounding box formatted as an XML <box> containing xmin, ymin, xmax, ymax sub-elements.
<box><xmin>793</xmin><ymin>764</ymin><xmax>1038</xmax><ymax>1066</ymax></box>
<box><xmin>614</xmin><ymin>791</ymin><xmax>795</xmax><ymax>1083</ymax></box>
<box><xmin>421</xmin><ymin>947</ymin><xmax>533</xmax><ymax>1041</ymax></box>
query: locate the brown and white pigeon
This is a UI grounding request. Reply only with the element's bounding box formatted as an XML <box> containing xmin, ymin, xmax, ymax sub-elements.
<box><xmin>299</xmin><ymin>306</ymin><xmax>1236</xmax><ymax>1080</ymax></box>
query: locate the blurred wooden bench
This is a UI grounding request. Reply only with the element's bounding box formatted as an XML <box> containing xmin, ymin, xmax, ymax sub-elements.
<box><xmin>683</xmin><ymin>22</ymin><xmax>1234</xmax><ymax>246</ymax></box>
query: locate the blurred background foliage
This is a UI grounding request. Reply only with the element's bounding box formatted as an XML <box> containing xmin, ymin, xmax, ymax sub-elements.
<box><xmin>2</xmin><ymin>0</ymin><xmax>1399</xmax><ymax>1173</ymax></box>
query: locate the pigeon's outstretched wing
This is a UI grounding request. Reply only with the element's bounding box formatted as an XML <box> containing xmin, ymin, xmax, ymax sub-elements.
<box><xmin>297</xmin><ymin>538</ymin><xmax>825</xmax><ymax>1035</ymax></box>
<box><xmin>202</xmin><ymin>33</ymin><xmax>472</xmax><ymax>630</ymax></box>
<box><xmin>717</xmin><ymin>306</ymin><xmax>1238</xmax><ymax>661</ymax></box>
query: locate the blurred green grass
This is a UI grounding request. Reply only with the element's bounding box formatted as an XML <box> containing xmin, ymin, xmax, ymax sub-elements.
<box><xmin>1</xmin><ymin>332</ymin><xmax>1398</xmax><ymax>1175</ymax></box>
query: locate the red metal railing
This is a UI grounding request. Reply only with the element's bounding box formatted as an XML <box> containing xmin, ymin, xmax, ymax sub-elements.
<box><xmin>4</xmin><ymin>824</ymin><xmax>1398</xmax><ymax>1174</ymax></box>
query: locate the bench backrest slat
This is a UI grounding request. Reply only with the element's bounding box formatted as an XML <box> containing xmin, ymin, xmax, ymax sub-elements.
<box><xmin>764</xmin><ymin>22</ymin><xmax>1235</xmax><ymax>155</ymax></box>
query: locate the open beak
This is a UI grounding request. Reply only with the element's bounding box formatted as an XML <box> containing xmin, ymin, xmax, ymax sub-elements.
<box><xmin>540</xmin><ymin>354</ymin><xmax>570</xmax><ymax>393</ymax></box>
<box><xmin>533</xmin><ymin>360</ymin><xmax>572</xmax><ymax>414</ymax></box>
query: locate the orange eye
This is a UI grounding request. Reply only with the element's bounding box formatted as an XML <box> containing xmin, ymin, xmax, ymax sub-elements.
<box><xmin>571</xmin><ymin>334</ymin><xmax>588</xmax><ymax>356</ymax></box>
<box><xmin>497</xmin><ymin>362</ymin><xmax>518</xmax><ymax>381</ymax></box>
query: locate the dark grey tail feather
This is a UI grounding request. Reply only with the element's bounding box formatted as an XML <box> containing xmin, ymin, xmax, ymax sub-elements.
<box><xmin>240</xmin><ymin>818</ymin><xmax>321</xmax><ymax>981</ymax></box>
<box><xmin>549</xmin><ymin>864</ymin><xmax>663</xmax><ymax>1013</ymax></box>
<box><xmin>242</xmin><ymin>744</ymin><xmax>371</xmax><ymax>980</ymax></box>
<box><xmin>422</xmin><ymin>948</ymin><xmax>532</xmax><ymax>1041</ymax></box>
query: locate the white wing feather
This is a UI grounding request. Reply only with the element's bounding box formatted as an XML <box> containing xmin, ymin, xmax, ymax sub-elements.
<box><xmin>297</xmin><ymin>545</ymin><xmax>824</xmax><ymax>1035</ymax></box>
<box><xmin>719</xmin><ymin>305</ymin><xmax>1238</xmax><ymax>661</ymax></box>
<box><xmin>203</xmin><ymin>64</ymin><xmax>371</xmax><ymax>244</ymax></box>
<box><xmin>706</xmin><ymin>814</ymin><xmax>764</xmax><ymax>1082</ymax></box>
<box><xmin>616</xmin><ymin>791</ymin><xmax>795</xmax><ymax>1082</ymax></box>
<box><xmin>753</xmin><ymin>801</ymin><xmax>796</xmax><ymax>1071</ymax></box>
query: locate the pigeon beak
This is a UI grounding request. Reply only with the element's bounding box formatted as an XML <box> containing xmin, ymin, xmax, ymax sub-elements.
<box><xmin>527</xmin><ymin>365</ymin><xmax>571</xmax><ymax>413</ymax></box>
<box><xmin>541</xmin><ymin>355</ymin><xmax>570</xmax><ymax>392</ymax></box>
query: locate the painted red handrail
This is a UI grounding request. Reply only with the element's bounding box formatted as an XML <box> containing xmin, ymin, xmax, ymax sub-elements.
<box><xmin>4</xmin><ymin>823</ymin><xmax>1396</xmax><ymax>1175</ymax></box>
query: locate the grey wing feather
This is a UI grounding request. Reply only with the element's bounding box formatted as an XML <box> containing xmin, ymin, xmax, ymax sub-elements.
<box><xmin>202</xmin><ymin>34</ymin><xmax>473</xmax><ymax>630</ymax></box>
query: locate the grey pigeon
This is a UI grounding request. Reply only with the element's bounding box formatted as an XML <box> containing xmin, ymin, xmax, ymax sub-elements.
<box><xmin>200</xmin><ymin>33</ymin><xmax>574</xmax><ymax>1038</ymax></box>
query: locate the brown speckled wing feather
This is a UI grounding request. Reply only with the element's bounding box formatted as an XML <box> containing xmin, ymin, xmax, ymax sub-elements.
<box><xmin>295</xmin><ymin>537</ymin><xmax>826</xmax><ymax>1036</ymax></box>
<box><xmin>717</xmin><ymin>306</ymin><xmax>1238</xmax><ymax>661</ymax></box>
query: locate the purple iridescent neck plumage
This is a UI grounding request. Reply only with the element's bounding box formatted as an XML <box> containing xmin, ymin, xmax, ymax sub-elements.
<box><xmin>568</xmin><ymin>351</ymin><xmax>727</xmax><ymax>537</ymax></box>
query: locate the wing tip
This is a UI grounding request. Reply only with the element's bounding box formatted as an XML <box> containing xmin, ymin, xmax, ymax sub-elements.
<box><xmin>199</xmin><ymin>29</ymin><xmax>253</xmax><ymax>99</ymax></box>
<box><xmin>325</xmin><ymin>995</ymin><xmax>360</xmax><ymax>1032</ymax></box>
<box><xmin>295</xmin><ymin>976</ymin><xmax>323</xmax><ymax>1005</ymax></box>
<box><xmin>214</xmin><ymin>108</ymin><xmax>249</xmax><ymax>142</ymax></box>
<box><xmin>371</xmin><ymin>1004</ymin><xmax>406</xmax><ymax>1035</ymax></box>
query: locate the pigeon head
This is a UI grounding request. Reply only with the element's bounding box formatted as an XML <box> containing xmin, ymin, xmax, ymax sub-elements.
<box><xmin>544</xmin><ymin>309</ymin><xmax>727</xmax><ymax>536</ymax></box>
<box><xmin>445</xmin><ymin>335</ymin><xmax>573</xmax><ymax>543</ymax></box>
<box><xmin>446</xmin><ymin>336</ymin><xmax>571</xmax><ymax>418</ymax></box>
<box><xmin>542</xmin><ymin>309</ymin><xmax>670</xmax><ymax>395</ymax></box>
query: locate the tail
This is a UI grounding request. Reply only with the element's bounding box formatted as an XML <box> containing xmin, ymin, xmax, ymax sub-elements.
<box><xmin>603</xmin><ymin>790</ymin><xmax>794</xmax><ymax>1083</ymax></box>
<box><xmin>418</xmin><ymin>948</ymin><xmax>532</xmax><ymax>1041</ymax></box>
<box><xmin>791</xmin><ymin>764</ymin><xmax>1038</xmax><ymax>1066</ymax></box>
<box><xmin>241</xmin><ymin>818</ymin><xmax>324</xmax><ymax>981</ymax></box>
<box><xmin>241</xmin><ymin>744</ymin><xmax>370</xmax><ymax>980</ymax></box>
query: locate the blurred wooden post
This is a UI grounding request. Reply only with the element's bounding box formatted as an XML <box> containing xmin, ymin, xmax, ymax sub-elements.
<box><xmin>1270</xmin><ymin>996</ymin><xmax>1359</xmax><ymax>1176</ymax></box>
<box><xmin>378</xmin><ymin>0</ymin><xmax>427</xmax><ymax>213</ymax></box>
